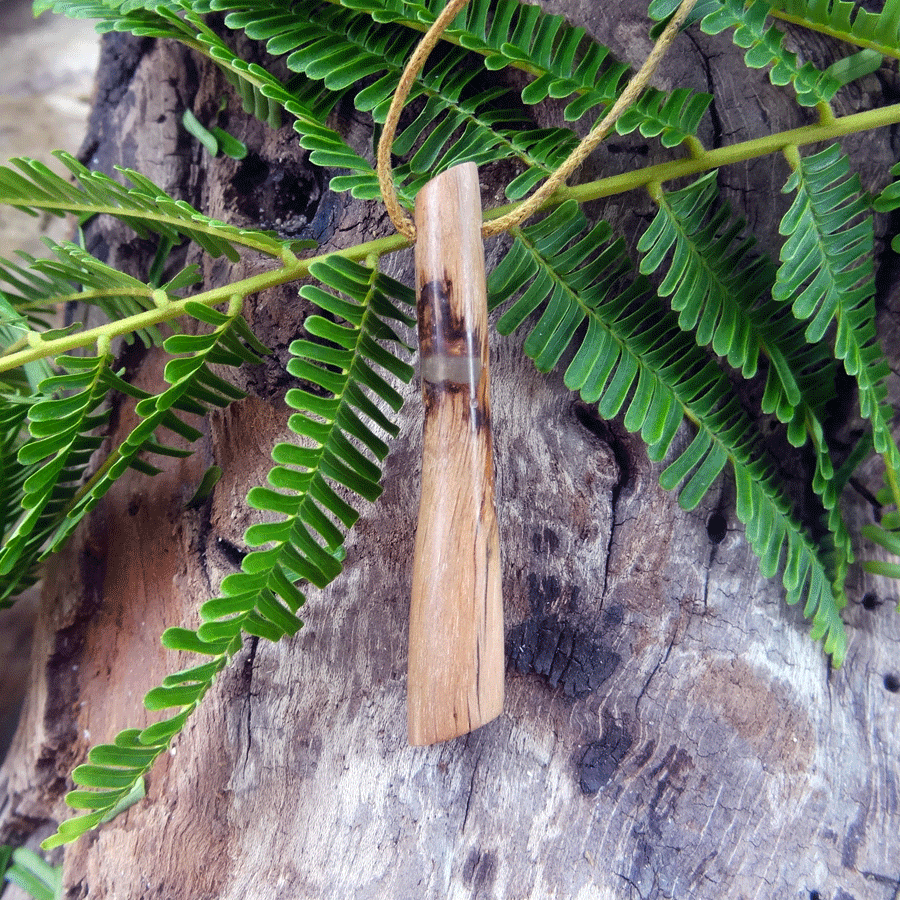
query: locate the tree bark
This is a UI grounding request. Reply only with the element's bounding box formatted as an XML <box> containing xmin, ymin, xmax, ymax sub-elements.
<box><xmin>1</xmin><ymin>3</ymin><xmax>899</xmax><ymax>898</ymax></box>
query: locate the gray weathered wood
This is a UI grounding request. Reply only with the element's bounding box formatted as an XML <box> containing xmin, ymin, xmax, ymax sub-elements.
<box><xmin>1</xmin><ymin>3</ymin><xmax>899</xmax><ymax>898</ymax></box>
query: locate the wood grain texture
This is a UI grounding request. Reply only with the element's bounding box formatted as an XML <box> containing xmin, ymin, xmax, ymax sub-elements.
<box><xmin>0</xmin><ymin>7</ymin><xmax>898</xmax><ymax>899</ymax></box>
<box><xmin>408</xmin><ymin>163</ymin><xmax>504</xmax><ymax>745</ymax></box>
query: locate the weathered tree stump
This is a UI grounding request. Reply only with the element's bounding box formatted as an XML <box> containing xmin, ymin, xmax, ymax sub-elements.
<box><xmin>1</xmin><ymin>3</ymin><xmax>899</xmax><ymax>898</ymax></box>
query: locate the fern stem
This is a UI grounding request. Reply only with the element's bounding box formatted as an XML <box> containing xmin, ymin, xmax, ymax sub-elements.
<box><xmin>0</xmin><ymin>236</ymin><xmax>409</xmax><ymax>373</ymax></box>
<box><xmin>537</xmin><ymin>102</ymin><xmax>900</xmax><ymax>208</ymax></box>
<box><xmin>480</xmin><ymin>102</ymin><xmax>900</xmax><ymax>225</ymax></box>
<box><xmin>816</xmin><ymin>102</ymin><xmax>836</xmax><ymax>125</ymax></box>
<box><xmin>3</xmin><ymin>103</ymin><xmax>898</xmax><ymax>374</ymax></box>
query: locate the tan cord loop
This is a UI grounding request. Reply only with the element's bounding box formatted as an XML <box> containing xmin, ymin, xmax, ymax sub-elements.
<box><xmin>483</xmin><ymin>0</ymin><xmax>699</xmax><ymax>237</ymax></box>
<box><xmin>376</xmin><ymin>0</ymin><xmax>699</xmax><ymax>242</ymax></box>
<box><xmin>376</xmin><ymin>0</ymin><xmax>470</xmax><ymax>241</ymax></box>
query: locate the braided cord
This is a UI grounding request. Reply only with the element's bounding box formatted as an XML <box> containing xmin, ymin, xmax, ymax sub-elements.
<box><xmin>375</xmin><ymin>0</ymin><xmax>700</xmax><ymax>242</ymax></box>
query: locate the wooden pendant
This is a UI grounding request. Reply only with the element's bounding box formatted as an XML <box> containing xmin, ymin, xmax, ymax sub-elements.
<box><xmin>407</xmin><ymin>162</ymin><xmax>505</xmax><ymax>746</ymax></box>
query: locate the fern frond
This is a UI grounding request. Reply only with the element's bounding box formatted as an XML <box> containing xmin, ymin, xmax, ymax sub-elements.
<box><xmin>34</xmin><ymin>0</ymin><xmax>712</xmax><ymax>201</ymax></box>
<box><xmin>43</xmin><ymin>256</ymin><xmax>415</xmax><ymax>848</ymax></box>
<box><xmin>43</xmin><ymin>632</ymin><xmax>230</xmax><ymax>850</ymax></box>
<box><xmin>0</xmin><ymin>398</ymin><xmax>40</xmax><ymax>605</ymax></box>
<box><xmin>233</xmin><ymin>256</ymin><xmax>415</xmax><ymax>641</ymax></box>
<box><xmin>0</xmin><ymin>296</ymin><xmax>268</xmax><ymax>605</ymax></box>
<box><xmin>34</xmin><ymin>0</ymin><xmax>381</xmax><ymax>192</ymax></box>
<box><xmin>208</xmin><ymin>0</ymin><xmax>583</xmax><ymax>201</ymax></box>
<box><xmin>700</xmin><ymin>0</ymin><xmax>841</xmax><ymax>106</ymax></box>
<box><xmin>0</xmin><ymin>354</ymin><xmax>111</xmax><ymax>604</ymax></box>
<box><xmin>34</xmin><ymin>0</ymin><xmax>188</xmax><ymax>30</ymax></box>
<box><xmin>614</xmin><ymin>87</ymin><xmax>713</xmax><ymax>149</ymax></box>
<box><xmin>489</xmin><ymin>200</ymin><xmax>847</xmax><ymax>661</ymax></box>
<box><xmin>0</xmin><ymin>847</ymin><xmax>62</xmax><ymax>900</ymax></box>
<box><xmin>0</xmin><ymin>153</ymin><xmax>292</xmax><ymax>261</ymax></box>
<box><xmin>330</xmin><ymin>0</ymin><xmax>712</xmax><ymax>147</ymax></box>
<box><xmin>768</xmin><ymin>0</ymin><xmax>900</xmax><ymax>60</ymax></box>
<box><xmin>0</xmin><ymin>241</ymin><xmax>185</xmax><ymax>349</ymax></box>
<box><xmin>776</xmin><ymin>144</ymin><xmax>898</xmax><ymax>476</ymax></box>
<box><xmin>639</xmin><ymin>173</ymin><xmax>775</xmax><ymax>380</ymax></box>
<box><xmin>637</xmin><ymin>172</ymin><xmax>854</xmax><ymax>583</ymax></box>
<box><xmin>775</xmin><ymin>144</ymin><xmax>873</xmax><ymax>346</ymax></box>
<box><xmin>48</xmin><ymin>299</ymin><xmax>268</xmax><ymax>556</ymax></box>
<box><xmin>854</xmin><ymin>155</ymin><xmax>900</xmax><ymax>592</ymax></box>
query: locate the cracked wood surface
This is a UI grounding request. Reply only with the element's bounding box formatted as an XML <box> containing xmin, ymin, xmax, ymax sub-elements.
<box><xmin>0</xmin><ymin>3</ymin><xmax>899</xmax><ymax>898</ymax></box>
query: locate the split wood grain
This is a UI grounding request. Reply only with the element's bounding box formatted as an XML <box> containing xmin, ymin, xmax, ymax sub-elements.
<box><xmin>408</xmin><ymin>162</ymin><xmax>504</xmax><ymax>746</ymax></box>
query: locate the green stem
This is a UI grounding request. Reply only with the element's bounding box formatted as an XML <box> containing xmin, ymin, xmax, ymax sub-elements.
<box><xmin>0</xmin><ymin>236</ymin><xmax>407</xmax><ymax>373</ymax></box>
<box><xmin>3</xmin><ymin>102</ymin><xmax>899</xmax><ymax>373</ymax></box>
<box><xmin>503</xmin><ymin>102</ymin><xmax>900</xmax><ymax>213</ymax></box>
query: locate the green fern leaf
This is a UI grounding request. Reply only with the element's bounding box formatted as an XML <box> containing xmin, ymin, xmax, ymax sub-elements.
<box><xmin>44</xmin><ymin>299</ymin><xmax>268</xmax><ymax>559</ymax></box>
<box><xmin>0</xmin><ymin>153</ymin><xmax>291</xmax><ymax>261</ymax></box>
<box><xmin>767</xmin><ymin>0</ymin><xmax>900</xmax><ymax>59</ymax></box>
<box><xmin>0</xmin><ymin>399</ymin><xmax>40</xmax><ymax>606</ymax></box>
<box><xmin>232</xmin><ymin>257</ymin><xmax>415</xmax><ymax>633</ymax></box>
<box><xmin>40</xmin><ymin>0</ymin><xmax>339</xmax><ymax>129</ymax></box>
<box><xmin>43</xmin><ymin>726</ymin><xmax>183</xmax><ymax>850</ymax></box>
<box><xmin>701</xmin><ymin>0</ymin><xmax>842</xmax><ymax>106</ymax></box>
<box><xmin>0</xmin><ymin>294</ymin><xmax>268</xmax><ymax>606</ymax></box>
<box><xmin>0</xmin><ymin>354</ymin><xmax>111</xmax><ymax>603</ymax></box>
<box><xmin>330</xmin><ymin>0</ymin><xmax>711</xmax><ymax>147</ymax></box>
<box><xmin>1</xmin><ymin>242</ymin><xmax>177</xmax><ymax>348</ymax></box>
<box><xmin>35</xmin><ymin>0</ymin><xmax>710</xmax><ymax>200</ymax></box>
<box><xmin>615</xmin><ymin>87</ymin><xmax>712</xmax><ymax>149</ymax></box>
<box><xmin>489</xmin><ymin>201</ymin><xmax>847</xmax><ymax>661</ymax></box>
<box><xmin>636</xmin><ymin>172</ymin><xmax>853</xmax><ymax>581</ymax></box>
<box><xmin>775</xmin><ymin>142</ymin><xmax>899</xmax><ymax>506</ymax></box>
<box><xmin>208</xmin><ymin>0</ymin><xmax>583</xmax><ymax>201</ymax></box>
<box><xmin>1</xmin><ymin>847</ymin><xmax>61</xmax><ymax>900</ymax></box>
<box><xmin>43</xmin><ymin>257</ymin><xmax>415</xmax><ymax>849</ymax></box>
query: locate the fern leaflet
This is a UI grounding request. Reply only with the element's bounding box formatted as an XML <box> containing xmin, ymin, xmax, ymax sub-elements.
<box><xmin>699</xmin><ymin>0</ymin><xmax>841</xmax><ymax>106</ymax></box>
<box><xmin>42</xmin><ymin>257</ymin><xmax>415</xmax><ymax>849</ymax></box>
<box><xmin>637</xmin><ymin>172</ymin><xmax>853</xmax><ymax>583</ymax></box>
<box><xmin>489</xmin><ymin>200</ymin><xmax>847</xmax><ymax>661</ymax></box>
<box><xmin>768</xmin><ymin>0</ymin><xmax>900</xmax><ymax>60</ymax></box>
<box><xmin>0</xmin><ymin>152</ymin><xmax>294</xmax><ymax>261</ymax></box>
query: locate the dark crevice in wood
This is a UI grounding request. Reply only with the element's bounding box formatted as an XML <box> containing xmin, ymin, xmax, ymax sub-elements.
<box><xmin>684</xmin><ymin>29</ymin><xmax>723</xmax><ymax>150</ymax></box>
<box><xmin>240</xmin><ymin>636</ymin><xmax>259</xmax><ymax>770</ymax></box>
<box><xmin>706</xmin><ymin>512</ymin><xmax>727</xmax><ymax>544</ymax></box>
<box><xmin>214</xmin><ymin>536</ymin><xmax>248</xmax><ymax>571</ymax></box>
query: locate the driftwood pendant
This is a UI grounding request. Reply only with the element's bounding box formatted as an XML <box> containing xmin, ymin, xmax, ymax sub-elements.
<box><xmin>408</xmin><ymin>162</ymin><xmax>504</xmax><ymax>746</ymax></box>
